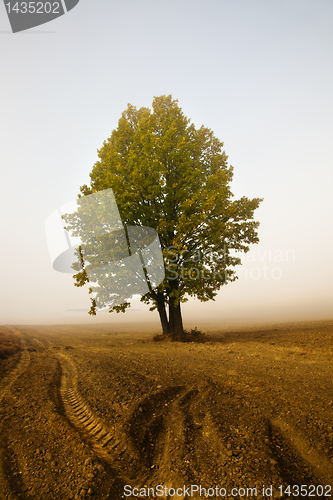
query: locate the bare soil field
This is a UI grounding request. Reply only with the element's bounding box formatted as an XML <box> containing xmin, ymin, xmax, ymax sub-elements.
<box><xmin>0</xmin><ymin>319</ymin><xmax>332</xmax><ymax>500</ymax></box>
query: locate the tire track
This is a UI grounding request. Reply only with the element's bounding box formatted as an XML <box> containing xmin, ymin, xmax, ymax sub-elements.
<box><xmin>268</xmin><ymin>417</ymin><xmax>333</xmax><ymax>487</ymax></box>
<box><xmin>56</xmin><ymin>353</ymin><xmax>202</xmax><ymax>498</ymax></box>
<box><xmin>126</xmin><ymin>383</ymin><xmax>233</xmax><ymax>499</ymax></box>
<box><xmin>127</xmin><ymin>385</ymin><xmax>184</xmax><ymax>467</ymax></box>
<box><xmin>55</xmin><ymin>352</ymin><xmax>143</xmax><ymax>484</ymax></box>
<box><xmin>0</xmin><ymin>335</ymin><xmax>30</xmax><ymax>406</ymax></box>
<box><xmin>56</xmin><ymin>354</ymin><xmax>330</xmax><ymax>499</ymax></box>
<box><xmin>125</xmin><ymin>386</ymin><xmax>191</xmax><ymax>499</ymax></box>
<box><xmin>0</xmin><ymin>330</ymin><xmax>31</xmax><ymax>500</ymax></box>
<box><xmin>31</xmin><ymin>337</ymin><xmax>46</xmax><ymax>348</ymax></box>
<box><xmin>57</xmin><ymin>352</ymin><xmax>115</xmax><ymax>451</ymax></box>
<box><xmin>0</xmin><ymin>438</ymin><xmax>28</xmax><ymax>500</ymax></box>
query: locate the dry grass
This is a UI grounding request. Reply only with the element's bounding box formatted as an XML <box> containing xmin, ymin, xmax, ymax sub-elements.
<box><xmin>153</xmin><ymin>327</ymin><xmax>207</xmax><ymax>343</ymax></box>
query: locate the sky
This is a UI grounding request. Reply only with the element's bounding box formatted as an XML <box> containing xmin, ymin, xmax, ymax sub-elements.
<box><xmin>1</xmin><ymin>0</ymin><xmax>332</xmax><ymax>326</ymax></box>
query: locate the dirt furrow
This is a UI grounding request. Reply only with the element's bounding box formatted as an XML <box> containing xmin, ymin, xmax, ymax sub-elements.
<box><xmin>268</xmin><ymin>418</ymin><xmax>333</xmax><ymax>491</ymax></box>
<box><xmin>56</xmin><ymin>353</ymin><xmax>117</xmax><ymax>454</ymax></box>
<box><xmin>0</xmin><ymin>321</ymin><xmax>331</xmax><ymax>499</ymax></box>
<box><xmin>55</xmin><ymin>351</ymin><xmax>149</xmax><ymax>498</ymax></box>
<box><xmin>0</xmin><ymin>337</ymin><xmax>30</xmax><ymax>405</ymax></box>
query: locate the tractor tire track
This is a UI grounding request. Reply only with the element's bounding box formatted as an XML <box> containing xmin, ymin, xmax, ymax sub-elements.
<box><xmin>55</xmin><ymin>352</ymin><xmax>145</xmax><ymax>488</ymax></box>
<box><xmin>0</xmin><ymin>335</ymin><xmax>30</xmax><ymax>406</ymax></box>
<box><xmin>57</xmin><ymin>352</ymin><xmax>117</xmax><ymax>452</ymax></box>
<box><xmin>53</xmin><ymin>354</ymin><xmax>331</xmax><ymax>499</ymax></box>
<box><xmin>126</xmin><ymin>382</ymin><xmax>234</xmax><ymax>499</ymax></box>
<box><xmin>268</xmin><ymin>417</ymin><xmax>333</xmax><ymax>489</ymax></box>
<box><xmin>0</xmin><ymin>330</ymin><xmax>31</xmax><ymax>500</ymax></box>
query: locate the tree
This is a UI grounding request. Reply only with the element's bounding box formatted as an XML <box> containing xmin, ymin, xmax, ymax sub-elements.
<box><xmin>64</xmin><ymin>95</ymin><xmax>263</xmax><ymax>337</ymax></box>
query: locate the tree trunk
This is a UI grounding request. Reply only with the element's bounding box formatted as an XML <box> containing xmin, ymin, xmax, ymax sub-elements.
<box><xmin>169</xmin><ymin>296</ymin><xmax>175</xmax><ymax>334</ymax></box>
<box><xmin>168</xmin><ymin>296</ymin><xmax>184</xmax><ymax>336</ymax></box>
<box><xmin>156</xmin><ymin>294</ymin><xmax>170</xmax><ymax>336</ymax></box>
<box><xmin>173</xmin><ymin>301</ymin><xmax>184</xmax><ymax>336</ymax></box>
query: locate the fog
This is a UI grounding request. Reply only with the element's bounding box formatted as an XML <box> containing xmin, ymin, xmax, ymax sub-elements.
<box><xmin>1</xmin><ymin>0</ymin><xmax>332</xmax><ymax>326</ymax></box>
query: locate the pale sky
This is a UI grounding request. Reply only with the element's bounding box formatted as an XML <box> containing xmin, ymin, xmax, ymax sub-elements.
<box><xmin>1</xmin><ymin>0</ymin><xmax>332</xmax><ymax>326</ymax></box>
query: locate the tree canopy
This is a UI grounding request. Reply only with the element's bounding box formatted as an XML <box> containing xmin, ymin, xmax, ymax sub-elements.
<box><xmin>64</xmin><ymin>95</ymin><xmax>263</xmax><ymax>336</ymax></box>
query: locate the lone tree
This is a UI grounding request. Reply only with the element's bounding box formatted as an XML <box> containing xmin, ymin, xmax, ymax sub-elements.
<box><xmin>66</xmin><ymin>95</ymin><xmax>262</xmax><ymax>337</ymax></box>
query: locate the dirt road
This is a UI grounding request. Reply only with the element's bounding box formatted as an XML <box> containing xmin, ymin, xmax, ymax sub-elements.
<box><xmin>0</xmin><ymin>320</ymin><xmax>332</xmax><ymax>499</ymax></box>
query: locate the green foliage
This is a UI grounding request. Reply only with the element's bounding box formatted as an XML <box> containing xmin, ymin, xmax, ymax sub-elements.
<box><xmin>66</xmin><ymin>95</ymin><xmax>263</xmax><ymax>335</ymax></box>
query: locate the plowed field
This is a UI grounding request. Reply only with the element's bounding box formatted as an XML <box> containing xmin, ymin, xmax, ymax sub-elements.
<box><xmin>0</xmin><ymin>320</ymin><xmax>332</xmax><ymax>499</ymax></box>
